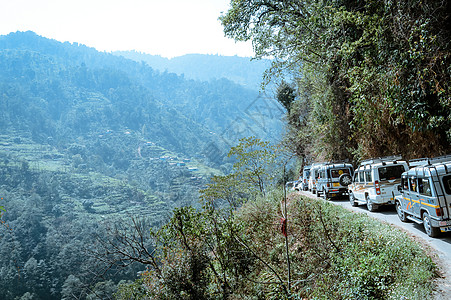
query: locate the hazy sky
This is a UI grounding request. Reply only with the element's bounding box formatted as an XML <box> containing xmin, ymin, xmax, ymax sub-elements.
<box><xmin>0</xmin><ymin>0</ymin><xmax>253</xmax><ymax>58</ymax></box>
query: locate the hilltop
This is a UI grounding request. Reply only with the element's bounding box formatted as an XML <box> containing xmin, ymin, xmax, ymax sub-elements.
<box><xmin>114</xmin><ymin>51</ymin><xmax>271</xmax><ymax>90</ymax></box>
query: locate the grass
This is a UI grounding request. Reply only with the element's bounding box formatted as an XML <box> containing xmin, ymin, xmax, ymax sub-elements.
<box><xmin>235</xmin><ymin>191</ymin><xmax>437</xmax><ymax>299</ymax></box>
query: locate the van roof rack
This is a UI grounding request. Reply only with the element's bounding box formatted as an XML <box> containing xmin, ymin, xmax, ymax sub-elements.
<box><xmin>324</xmin><ymin>160</ymin><xmax>350</xmax><ymax>165</ymax></box>
<box><xmin>409</xmin><ymin>154</ymin><xmax>451</xmax><ymax>167</ymax></box>
<box><xmin>360</xmin><ymin>155</ymin><xmax>403</xmax><ymax>165</ymax></box>
<box><xmin>323</xmin><ymin>162</ymin><xmax>352</xmax><ymax>168</ymax></box>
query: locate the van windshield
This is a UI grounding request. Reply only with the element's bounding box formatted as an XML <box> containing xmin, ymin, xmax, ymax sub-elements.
<box><xmin>330</xmin><ymin>168</ymin><xmax>351</xmax><ymax>178</ymax></box>
<box><xmin>304</xmin><ymin>170</ymin><xmax>311</xmax><ymax>178</ymax></box>
<box><xmin>378</xmin><ymin>165</ymin><xmax>405</xmax><ymax>181</ymax></box>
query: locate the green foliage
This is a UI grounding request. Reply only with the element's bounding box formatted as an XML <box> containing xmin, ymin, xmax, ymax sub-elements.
<box><xmin>0</xmin><ymin>31</ymin><xmax>279</xmax><ymax>299</ymax></box>
<box><xmin>130</xmin><ymin>188</ymin><xmax>436</xmax><ymax>299</ymax></box>
<box><xmin>114</xmin><ymin>280</ymin><xmax>148</xmax><ymax>300</ymax></box>
<box><xmin>276</xmin><ymin>81</ymin><xmax>296</xmax><ymax>113</ymax></box>
<box><xmin>61</xmin><ymin>275</ymin><xmax>85</xmax><ymax>300</ymax></box>
<box><xmin>90</xmin><ymin>135</ymin><xmax>437</xmax><ymax>299</ymax></box>
<box><xmin>221</xmin><ymin>0</ymin><xmax>451</xmax><ymax>161</ymax></box>
<box><xmin>201</xmin><ymin>137</ymin><xmax>279</xmax><ymax>209</ymax></box>
<box><xmin>86</xmin><ymin>280</ymin><xmax>117</xmax><ymax>300</ymax></box>
<box><xmin>279</xmin><ymin>196</ymin><xmax>436</xmax><ymax>299</ymax></box>
<box><xmin>227</xmin><ymin>136</ymin><xmax>279</xmax><ymax>195</ymax></box>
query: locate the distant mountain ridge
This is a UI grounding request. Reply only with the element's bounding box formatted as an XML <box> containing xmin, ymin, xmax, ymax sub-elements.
<box><xmin>114</xmin><ymin>51</ymin><xmax>271</xmax><ymax>90</ymax></box>
<box><xmin>0</xmin><ymin>31</ymin><xmax>282</xmax><ymax>160</ymax></box>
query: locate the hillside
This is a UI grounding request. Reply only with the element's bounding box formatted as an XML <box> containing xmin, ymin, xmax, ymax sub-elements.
<box><xmin>0</xmin><ymin>31</ymin><xmax>282</xmax><ymax>300</ymax></box>
<box><xmin>113</xmin><ymin>51</ymin><xmax>271</xmax><ymax>90</ymax></box>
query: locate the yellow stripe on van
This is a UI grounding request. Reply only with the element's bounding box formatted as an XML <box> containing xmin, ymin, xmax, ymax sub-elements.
<box><xmin>419</xmin><ymin>199</ymin><xmax>440</xmax><ymax>209</ymax></box>
<box><xmin>403</xmin><ymin>197</ymin><xmax>440</xmax><ymax>209</ymax></box>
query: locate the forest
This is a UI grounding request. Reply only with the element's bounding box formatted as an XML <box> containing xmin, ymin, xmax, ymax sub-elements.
<box><xmin>0</xmin><ymin>31</ymin><xmax>282</xmax><ymax>299</ymax></box>
<box><xmin>1</xmin><ymin>0</ymin><xmax>451</xmax><ymax>299</ymax></box>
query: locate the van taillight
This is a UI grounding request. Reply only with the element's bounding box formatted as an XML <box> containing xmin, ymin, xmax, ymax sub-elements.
<box><xmin>304</xmin><ymin>179</ymin><xmax>306</xmax><ymax>184</ymax></box>
<box><xmin>436</xmin><ymin>208</ymin><xmax>443</xmax><ymax>216</ymax></box>
<box><xmin>375</xmin><ymin>180</ymin><xmax>381</xmax><ymax>195</ymax></box>
<box><xmin>327</xmin><ymin>183</ymin><xmax>330</xmax><ymax>188</ymax></box>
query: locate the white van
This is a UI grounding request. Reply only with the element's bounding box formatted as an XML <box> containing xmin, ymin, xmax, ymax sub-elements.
<box><xmin>316</xmin><ymin>163</ymin><xmax>353</xmax><ymax>200</ymax></box>
<box><xmin>395</xmin><ymin>156</ymin><xmax>451</xmax><ymax>237</ymax></box>
<box><xmin>300</xmin><ymin>165</ymin><xmax>311</xmax><ymax>191</ymax></box>
<box><xmin>308</xmin><ymin>163</ymin><xmax>323</xmax><ymax>194</ymax></box>
<box><xmin>348</xmin><ymin>156</ymin><xmax>408</xmax><ymax>211</ymax></box>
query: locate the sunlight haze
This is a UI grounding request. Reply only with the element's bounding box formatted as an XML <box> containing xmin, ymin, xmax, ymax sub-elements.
<box><xmin>0</xmin><ymin>0</ymin><xmax>253</xmax><ymax>58</ymax></box>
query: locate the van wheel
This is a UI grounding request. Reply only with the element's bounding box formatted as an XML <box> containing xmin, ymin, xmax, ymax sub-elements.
<box><xmin>396</xmin><ymin>201</ymin><xmax>408</xmax><ymax>222</ymax></box>
<box><xmin>316</xmin><ymin>190</ymin><xmax>321</xmax><ymax>198</ymax></box>
<box><xmin>366</xmin><ymin>195</ymin><xmax>378</xmax><ymax>212</ymax></box>
<box><xmin>349</xmin><ymin>192</ymin><xmax>358</xmax><ymax>207</ymax></box>
<box><xmin>423</xmin><ymin>211</ymin><xmax>440</xmax><ymax>238</ymax></box>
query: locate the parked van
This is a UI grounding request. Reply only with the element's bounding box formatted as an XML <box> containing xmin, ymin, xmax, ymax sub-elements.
<box><xmin>395</xmin><ymin>155</ymin><xmax>451</xmax><ymax>237</ymax></box>
<box><xmin>300</xmin><ymin>165</ymin><xmax>311</xmax><ymax>191</ymax></box>
<box><xmin>348</xmin><ymin>156</ymin><xmax>408</xmax><ymax>211</ymax></box>
<box><xmin>308</xmin><ymin>163</ymin><xmax>323</xmax><ymax>194</ymax></box>
<box><xmin>316</xmin><ymin>163</ymin><xmax>353</xmax><ymax>200</ymax></box>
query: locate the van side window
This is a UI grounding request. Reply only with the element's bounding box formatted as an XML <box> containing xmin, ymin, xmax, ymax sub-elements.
<box><xmin>359</xmin><ymin>171</ymin><xmax>365</xmax><ymax>183</ymax></box>
<box><xmin>409</xmin><ymin>176</ymin><xmax>417</xmax><ymax>192</ymax></box>
<box><xmin>418</xmin><ymin>178</ymin><xmax>432</xmax><ymax>197</ymax></box>
<box><xmin>365</xmin><ymin>169</ymin><xmax>372</xmax><ymax>182</ymax></box>
<box><xmin>402</xmin><ymin>175</ymin><xmax>408</xmax><ymax>190</ymax></box>
<box><xmin>443</xmin><ymin>175</ymin><xmax>451</xmax><ymax>195</ymax></box>
<box><xmin>378</xmin><ymin>165</ymin><xmax>406</xmax><ymax>181</ymax></box>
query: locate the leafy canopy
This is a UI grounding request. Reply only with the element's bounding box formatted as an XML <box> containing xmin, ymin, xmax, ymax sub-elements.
<box><xmin>221</xmin><ymin>0</ymin><xmax>451</xmax><ymax>160</ymax></box>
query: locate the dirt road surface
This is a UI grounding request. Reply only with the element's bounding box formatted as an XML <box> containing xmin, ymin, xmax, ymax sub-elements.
<box><xmin>296</xmin><ymin>190</ymin><xmax>451</xmax><ymax>299</ymax></box>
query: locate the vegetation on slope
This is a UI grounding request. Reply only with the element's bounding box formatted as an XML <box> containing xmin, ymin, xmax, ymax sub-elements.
<box><xmin>0</xmin><ymin>32</ymin><xmax>283</xmax><ymax>299</ymax></box>
<box><xmin>114</xmin><ymin>138</ymin><xmax>437</xmax><ymax>299</ymax></box>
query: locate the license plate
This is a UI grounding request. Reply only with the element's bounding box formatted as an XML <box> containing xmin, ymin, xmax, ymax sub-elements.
<box><xmin>440</xmin><ymin>226</ymin><xmax>451</xmax><ymax>232</ymax></box>
<box><xmin>331</xmin><ymin>193</ymin><xmax>337</xmax><ymax>197</ymax></box>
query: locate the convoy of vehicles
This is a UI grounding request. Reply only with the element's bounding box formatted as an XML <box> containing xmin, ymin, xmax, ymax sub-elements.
<box><xmin>298</xmin><ymin>154</ymin><xmax>451</xmax><ymax>238</ymax></box>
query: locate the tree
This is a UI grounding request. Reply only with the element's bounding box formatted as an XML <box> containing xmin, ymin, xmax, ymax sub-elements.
<box><xmin>276</xmin><ymin>81</ymin><xmax>296</xmax><ymax>114</ymax></box>
<box><xmin>226</xmin><ymin>136</ymin><xmax>278</xmax><ymax>196</ymax></box>
<box><xmin>221</xmin><ymin>0</ymin><xmax>451</xmax><ymax>160</ymax></box>
<box><xmin>98</xmin><ymin>138</ymin><xmax>287</xmax><ymax>299</ymax></box>
<box><xmin>61</xmin><ymin>275</ymin><xmax>85</xmax><ymax>300</ymax></box>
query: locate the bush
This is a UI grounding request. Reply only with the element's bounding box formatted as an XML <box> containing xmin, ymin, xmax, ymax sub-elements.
<box><xmin>132</xmin><ymin>190</ymin><xmax>437</xmax><ymax>299</ymax></box>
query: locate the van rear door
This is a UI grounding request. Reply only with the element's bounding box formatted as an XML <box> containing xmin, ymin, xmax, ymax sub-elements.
<box><xmin>439</xmin><ymin>175</ymin><xmax>451</xmax><ymax>219</ymax></box>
